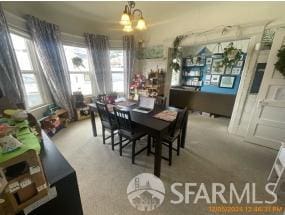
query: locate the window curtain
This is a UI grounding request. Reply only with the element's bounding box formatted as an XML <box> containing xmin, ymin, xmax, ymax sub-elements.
<box><xmin>84</xmin><ymin>33</ymin><xmax>112</xmax><ymax>95</ymax></box>
<box><xmin>123</xmin><ymin>35</ymin><xmax>135</xmax><ymax>97</ymax></box>
<box><xmin>27</xmin><ymin>15</ymin><xmax>74</xmax><ymax>119</ymax></box>
<box><xmin>0</xmin><ymin>5</ymin><xmax>26</xmax><ymax>108</ymax></box>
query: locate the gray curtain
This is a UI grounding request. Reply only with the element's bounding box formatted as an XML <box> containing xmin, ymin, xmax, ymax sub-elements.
<box><xmin>27</xmin><ymin>16</ymin><xmax>74</xmax><ymax>119</ymax></box>
<box><xmin>123</xmin><ymin>35</ymin><xmax>135</xmax><ymax>96</ymax></box>
<box><xmin>85</xmin><ymin>33</ymin><xmax>112</xmax><ymax>95</ymax></box>
<box><xmin>0</xmin><ymin>5</ymin><xmax>26</xmax><ymax>107</ymax></box>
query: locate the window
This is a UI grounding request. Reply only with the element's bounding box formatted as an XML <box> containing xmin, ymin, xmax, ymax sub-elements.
<box><xmin>10</xmin><ymin>33</ymin><xmax>44</xmax><ymax>108</ymax></box>
<box><xmin>110</xmin><ymin>50</ymin><xmax>124</xmax><ymax>93</ymax></box>
<box><xmin>63</xmin><ymin>45</ymin><xmax>92</xmax><ymax>95</ymax></box>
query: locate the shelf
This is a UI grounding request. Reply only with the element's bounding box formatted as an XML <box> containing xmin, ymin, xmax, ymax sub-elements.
<box><xmin>183</xmin><ymin>76</ymin><xmax>201</xmax><ymax>77</ymax></box>
<box><xmin>183</xmin><ymin>64</ymin><xmax>205</xmax><ymax>67</ymax></box>
<box><xmin>183</xmin><ymin>85</ymin><xmax>202</xmax><ymax>87</ymax></box>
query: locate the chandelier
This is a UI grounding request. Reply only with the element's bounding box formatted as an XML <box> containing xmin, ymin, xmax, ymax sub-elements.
<box><xmin>119</xmin><ymin>1</ymin><xmax>147</xmax><ymax>32</ymax></box>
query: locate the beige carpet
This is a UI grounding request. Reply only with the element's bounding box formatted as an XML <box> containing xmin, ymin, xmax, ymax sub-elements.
<box><xmin>52</xmin><ymin>113</ymin><xmax>284</xmax><ymax>215</ymax></box>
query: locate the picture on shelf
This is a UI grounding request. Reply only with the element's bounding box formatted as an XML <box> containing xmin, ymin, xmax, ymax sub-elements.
<box><xmin>236</xmin><ymin>60</ymin><xmax>244</xmax><ymax>67</ymax></box>
<box><xmin>189</xmin><ymin>70</ymin><xmax>200</xmax><ymax>76</ymax></box>
<box><xmin>225</xmin><ymin>67</ymin><xmax>232</xmax><ymax>75</ymax></box>
<box><xmin>220</xmin><ymin>76</ymin><xmax>236</xmax><ymax>88</ymax></box>
<box><xmin>232</xmin><ymin>67</ymin><xmax>242</xmax><ymax>75</ymax></box>
<box><xmin>185</xmin><ymin>58</ymin><xmax>193</xmax><ymax>66</ymax></box>
<box><xmin>211</xmin><ymin>58</ymin><xmax>225</xmax><ymax>75</ymax></box>
<box><xmin>205</xmin><ymin>74</ymin><xmax>211</xmax><ymax>81</ymax></box>
<box><xmin>206</xmin><ymin>67</ymin><xmax>211</xmax><ymax>74</ymax></box>
<box><xmin>210</xmin><ymin>74</ymin><xmax>220</xmax><ymax>86</ymax></box>
<box><xmin>204</xmin><ymin>80</ymin><xmax>210</xmax><ymax>85</ymax></box>
<box><xmin>206</xmin><ymin>58</ymin><xmax>213</xmax><ymax>65</ymax></box>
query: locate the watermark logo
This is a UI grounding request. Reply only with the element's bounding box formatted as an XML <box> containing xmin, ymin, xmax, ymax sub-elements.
<box><xmin>127</xmin><ymin>173</ymin><xmax>165</xmax><ymax>211</ymax></box>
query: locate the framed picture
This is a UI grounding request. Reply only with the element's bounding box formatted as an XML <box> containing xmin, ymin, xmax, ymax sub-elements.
<box><xmin>206</xmin><ymin>58</ymin><xmax>213</xmax><ymax>65</ymax></box>
<box><xmin>204</xmin><ymin>80</ymin><xmax>210</xmax><ymax>85</ymax></box>
<box><xmin>211</xmin><ymin>58</ymin><xmax>225</xmax><ymax>75</ymax></box>
<box><xmin>185</xmin><ymin>58</ymin><xmax>193</xmax><ymax>66</ymax></box>
<box><xmin>225</xmin><ymin>67</ymin><xmax>232</xmax><ymax>75</ymax></box>
<box><xmin>232</xmin><ymin>67</ymin><xmax>241</xmax><ymax>75</ymax></box>
<box><xmin>206</xmin><ymin>67</ymin><xmax>211</xmax><ymax>74</ymax></box>
<box><xmin>210</xmin><ymin>75</ymin><xmax>220</xmax><ymax>86</ymax></box>
<box><xmin>220</xmin><ymin>76</ymin><xmax>236</xmax><ymax>88</ymax></box>
<box><xmin>205</xmin><ymin>74</ymin><xmax>211</xmax><ymax>81</ymax></box>
<box><xmin>236</xmin><ymin>60</ymin><xmax>244</xmax><ymax>67</ymax></box>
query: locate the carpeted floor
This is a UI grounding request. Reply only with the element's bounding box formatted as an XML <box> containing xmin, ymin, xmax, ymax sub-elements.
<box><xmin>52</xmin><ymin>113</ymin><xmax>284</xmax><ymax>215</ymax></box>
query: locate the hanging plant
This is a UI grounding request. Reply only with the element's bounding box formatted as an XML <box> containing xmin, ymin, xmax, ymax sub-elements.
<box><xmin>222</xmin><ymin>42</ymin><xmax>242</xmax><ymax>68</ymax></box>
<box><xmin>169</xmin><ymin>35</ymin><xmax>187</xmax><ymax>72</ymax></box>
<box><xmin>72</xmin><ymin>57</ymin><xmax>85</xmax><ymax>69</ymax></box>
<box><xmin>275</xmin><ymin>46</ymin><xmax>285</xmax><ymax>77</ymax></box>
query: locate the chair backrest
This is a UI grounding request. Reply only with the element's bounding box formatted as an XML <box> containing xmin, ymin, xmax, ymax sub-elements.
<box><xmin>113</xmin><ymin>107</ymin><xmax>134</xmax><ymax>132</ymax></box>
<box><xmin>168</xmin><ymin>107</ymin><xmax>187</xmax><ymax>137</ymax></box>
<box><xmin>155</xmin><ymin>96</ymin><xmax>167</xmax><ymax>109</ymax></box>
<box><xmin>96</xmin><ymin>102</ymin><xmax>112</xmax><ymax>124</ymax></box>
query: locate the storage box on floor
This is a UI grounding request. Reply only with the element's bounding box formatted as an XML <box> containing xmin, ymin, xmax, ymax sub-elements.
<box><xmin>0</xmin><ymin>150</ymin><xmax>47</xmax><ymax>214</ymax></box>
<box><xmin>0</xmin><ymin>109</ymin><xmax>48</xmax><ymax>214</ymax></box>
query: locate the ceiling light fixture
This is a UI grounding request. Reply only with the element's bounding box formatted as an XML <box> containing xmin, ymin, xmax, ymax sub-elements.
<box><xmin>120</xmin><ymin>1</ymin><xmax>147</xmax><ymax>32</ymax></box>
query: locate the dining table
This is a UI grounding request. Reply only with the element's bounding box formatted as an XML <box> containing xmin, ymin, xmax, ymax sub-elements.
<box><xmin>88</xmin><ymin>101</ymin><xmax>188</xmax><ymax>177</ymax></box>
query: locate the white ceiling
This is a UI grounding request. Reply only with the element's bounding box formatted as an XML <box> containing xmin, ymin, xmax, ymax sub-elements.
<box><xmin>3</xmin><ymin>1</ymin><xmax>285</xmax><ymax>44</ymax></box>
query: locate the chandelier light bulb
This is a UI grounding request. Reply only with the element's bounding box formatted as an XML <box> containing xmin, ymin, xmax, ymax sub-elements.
<box><xmin>120</xmin><ymin>13</ymin><xmax>131</xmax><ymax>26</ymax></box>
<box><xmin>136</xmin><ymin>17</ymin><xmax>147</xmax><ymax>30</ymax></box>
<box><xmin>123</xmin><ymin>25</ymin><xmax>134</xmax><ymax>32</ymax></box>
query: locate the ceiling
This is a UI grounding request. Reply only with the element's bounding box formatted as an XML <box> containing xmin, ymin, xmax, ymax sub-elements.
<box><xmin>3</xmin><ymin>2</ymin><xmax>285</xmax><ymax>44</ymax></box>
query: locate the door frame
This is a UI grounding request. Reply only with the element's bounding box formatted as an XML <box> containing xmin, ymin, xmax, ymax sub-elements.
<box><xmin>246</xmin><ymin>29</ymin><xmax>285</xmax><ymax>149</ymax></box>
<box><xmin>228</xmin><ymin>32</ymin><xmax>264</xmax><ymax>135</ymax></box>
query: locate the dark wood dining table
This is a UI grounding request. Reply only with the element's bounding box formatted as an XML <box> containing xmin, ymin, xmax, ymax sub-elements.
<box><xmin>88</xmin><ymin>102</ymin><xmax>188</xmax><ymax>177</ymax></box>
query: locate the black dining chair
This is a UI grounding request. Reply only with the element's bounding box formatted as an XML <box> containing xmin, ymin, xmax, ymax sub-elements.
<box><xmin>155</xmin><ymin>96</ymin><xmax>167</xmax><ymax>109</ymax></box>
<box><xmin>96</xmin><ymin>102</ymin><xmax>118</xmax><ymax>150</ymax></box>
<box><xmin>113</xmin><ymin>107</ymin><xmax>149</xmax><ymax>164</ymax></box>
<box><xmin>150</xmin><ymin>107</ymin><xmax>188</xmax><ymax>166</ymax></box>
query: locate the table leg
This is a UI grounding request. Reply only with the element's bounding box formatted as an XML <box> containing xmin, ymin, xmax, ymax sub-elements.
<box><xmin>154</xmin><ymin>135</ymin><xmax>162</xmax><ymax>177</ymax></box>
<box><xmin>181</xmin><ymin>110</ymin><xmax>188</xmax><ymax>148</ymax></box>
<box><xmin>90</xmin><ymin>110</ymin><xmax>97</xmax><ymax>137</ymax></box>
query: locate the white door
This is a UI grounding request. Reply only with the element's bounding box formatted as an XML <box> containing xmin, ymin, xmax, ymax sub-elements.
<box><xmin>247</xmin><ymin>30</ymin><xmax>285</xmax><ymax>149</ymax></box>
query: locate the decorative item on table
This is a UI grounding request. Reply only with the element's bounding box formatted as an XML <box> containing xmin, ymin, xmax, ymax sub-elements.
<box><xmin>211</xmin><ymin>58</ymin><xmax>225</xmax><ymax>75</ymax></box>
<box><xmin>153</xmin><ymin>110</ymin><xmax>178</xmax><ymax>122</ymax></box>
<box><xmin>129</xmin><ymin>73</ymin><xmax>146</xmax><ymax>100</ymax></box>
<box><xmin>210</xmin><ymin>75</ymin><xmax>221</xmax><ymax>86</ymax></box>
<box><xmin>220</xmin><ymin>76</ymin><xmax>236</xmax><ymax>88</ymax></box>
<box><xmin>222</xmin><ymin>42</ymin><xmax>242</xmax><ymax>68</ymax></box>
<box><xmin>105</xmin><ymin>92</ymin><xmax>118</xmax><ymax>104</ymax></box>
<box><xmin>231</xmin><ymin>67</ymin><xmax>241</xmax><ymax>75</ymax></box>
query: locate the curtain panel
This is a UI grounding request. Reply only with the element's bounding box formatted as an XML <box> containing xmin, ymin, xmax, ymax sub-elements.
<box><xmin>27</xmin><ymin>15</ymin><xmax>75</xmax><ymax>119</ymax></box>
<box><xmin>0</xmin><ymin>5</ymin><xmax>26</xmax><ymax>107</ymax></box>
<box><xmin>85</xmin><ymin>33</ymin><xmax>112</xmax><ymax>95</ymax></box>
<box><xmin>123</xmin><ymin>35</ymin><xmax>135</xmax><ymax>97</ymax></box>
